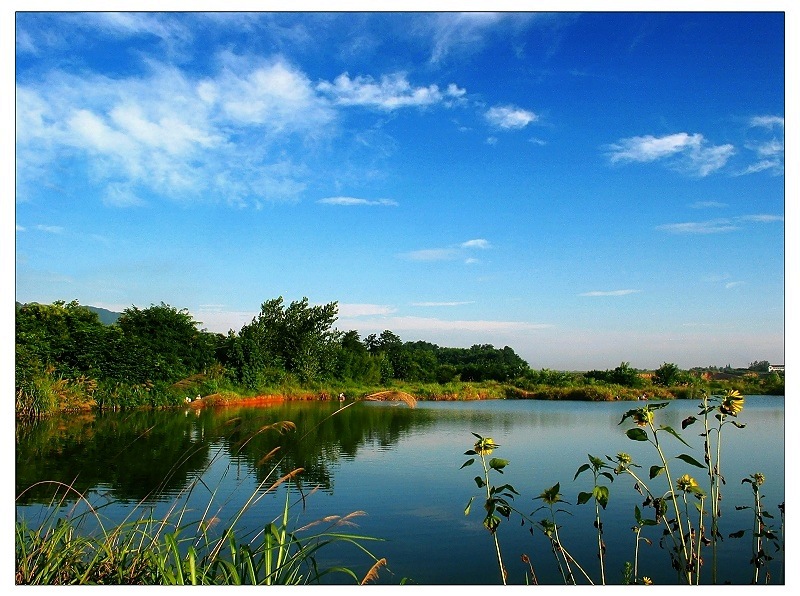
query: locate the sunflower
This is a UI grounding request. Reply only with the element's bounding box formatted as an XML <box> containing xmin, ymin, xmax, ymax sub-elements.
<box><xmin>677</xmin><ymin>474</ymin><xmax>699</xmax><ymax>492</ymax></box>
<box><xmin>474</xmin><ymin>437</ymin><xmax>497</xmax><ymax>455</ymax></box>
<box><xmin>719</xmin><ymin>389</ymin><xmax>744</xmax><ymax>416</ymax></box>
<box><xmin>632</xmin><ymin>407</ymin><xmax>654</xmax><ymax>427</ymax></box>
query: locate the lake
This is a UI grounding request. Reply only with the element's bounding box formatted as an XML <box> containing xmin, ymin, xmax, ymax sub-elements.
<box><xmin>15</xmin><ymin>396</ymin><xmax>785</xmax><ymax>585</ymax></box>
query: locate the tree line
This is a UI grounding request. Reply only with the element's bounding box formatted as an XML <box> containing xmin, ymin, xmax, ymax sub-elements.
<box><xmin>15</xmin><ymin>298</ymin><xmax>784</xmax><ymax>417</ymax></box>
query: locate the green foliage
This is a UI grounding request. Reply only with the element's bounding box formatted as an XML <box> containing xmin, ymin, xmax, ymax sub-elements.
<box><xmin>221</xmin><ymin>297</ymin><xmax>339</xmax><ymax>388</ymax></box>
<box><xmin>113</xmin><ymin>302</ymin><xmax>218</xmax><ymax>384</ymax></box>
<box><xmin>585</xmin><ymin>362</ymin><xmax>645</xmax><ymax>388</ymax></box>
<box><xmin>653</xmin><ymin>362</ymin><xmax>681</xmax><ymax>386</ymax></box>
<box><xmin>15</xmin><ymin>297</ymin><xmax>784</xmax><ymax>417</ymax></box>
<box><xmin>462</xmin><ymin>433</ymin><xmax>519</xmax><ymax>584</ymax></box>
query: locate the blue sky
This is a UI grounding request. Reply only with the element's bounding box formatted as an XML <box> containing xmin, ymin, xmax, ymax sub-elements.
<box><xmin>9</xmin><ymin>7</ymin><xmax>793</xmax><ymax>371</ymax></box>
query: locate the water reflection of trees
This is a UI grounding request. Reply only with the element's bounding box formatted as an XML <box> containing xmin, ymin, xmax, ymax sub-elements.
<box><xmin>16</xmin><ymin>402</ymin><xmax>434</xmax><ymax>505</ymax></box>
<box><xmin>16</xmin><ymin>410</ymin><xmax>212</xmax><ymax>503</ymax></box>
<box><xmin>211</xmin><ymin>402</ymin><xmax>435</xmax><ymax>493</ymax></box>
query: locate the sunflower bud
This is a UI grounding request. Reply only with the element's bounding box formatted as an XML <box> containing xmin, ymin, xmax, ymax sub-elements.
<box><xmin>677</xmin><ymin>474</ymin><xmax>699</xmax><ymax>492</ymax></box>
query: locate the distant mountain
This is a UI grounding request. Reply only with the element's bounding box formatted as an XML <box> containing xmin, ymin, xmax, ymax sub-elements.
<box><xmin>16</xmin><ymin>301</ymin><xmax>122</xmax><ymax>325</ymax></box>
<box><xmin>85</xmin><ymin>306</ymin><xmax>121</xmax><ymax>325</ymax></box>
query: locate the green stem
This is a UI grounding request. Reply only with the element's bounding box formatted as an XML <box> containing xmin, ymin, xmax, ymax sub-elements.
<box><xmin>752</xmin><ymin>486</ymin><xmax>761</xmax><ymax>584</ymax></box>
<box><xmin>703</xmin><ymin>397</ymin><xmax>719</xmax><ymax>584</ymax></box>
<box><xmin>623</xmin><ymin>468</ymin><xmax>683</xmax><ymax>562</ymax></box>
<box><xmin>695</xmin><ymin>497</ymin><xmax>705</xmax><ymax>585</ymax></box>
<box><xmin>480</xmin><ymin>454</ymin><xmax>506</xmax><ymax>585</ymax></box>
<box><xmin>594</xmin><ymin>491</ymin><xmax>605</xmax><ymax>584</ymax></box>
<box><xmin>651</xmin><ymin>424</ymin><xmax>692</xmax><ymax>583</ymax></box>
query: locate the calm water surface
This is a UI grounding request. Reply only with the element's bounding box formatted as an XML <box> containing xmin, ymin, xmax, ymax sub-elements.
<box><xmin>16</xmin><ymin>396</ymin><xmax>784</xmax><ymax>585</ymax></box>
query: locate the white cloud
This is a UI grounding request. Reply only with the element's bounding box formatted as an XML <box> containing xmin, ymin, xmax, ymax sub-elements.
<box><xmin>579</xmin><ymin>289</ymin><xmax>640</xmax><ymax>297</ymax></box>
<box><xmin>656</xmin><ymin>220</ymin><xmax>740</xmax><ymax>234</ymax></box>
<box><xmin>15</xmin><ymin>55</ymin><xmax>335</xmax><ymax>207</ymax></box>
<box><xmin>35</xmin><ymin>225</ymin><xmax>64</xmax><ymax>234</ymax></box>
<box><xmin>657</xmin><ymin>213</ymin><xmax>782</xmax><ymax>235</ymax></box>
<box><xmin>739</xmin><ymin>114</ymin><xmax>784</xmax><ymax>176</ymax></box>
<box><xmin>485</xmin><ymin>105</ymin><xmax>538</xmax><ymax>129</ymax></box>
<box><xmin>689</xmin><ymin>143</ymin><xmax>736</xmax><ymax>176</ymax></box>
<box><xmin>412</xmin><ymin>301</ymin><xmax>474</xmax><ymax>307</ymax></box>
<box><xmin>750</xmin><ymin>115</ymin><xmax>784</xmax><ymax>129</ymax></box>
<box><xmin>606</xmin><ymin>132</ymin><xmax>735</xmax><ymax>176</ymax></box>
<box><xmin>16</xmin><ymin>224</ymin><xmax>26</xmax><ymax>232</ymax></box>
<box><xmin>426</xmin><ymin>12</ymin><xmax>506</xmax><ymax>64</ymax></box>
<box><xmin>103</xmin><ymin>184</ymin><xmax>145</xmax><ymax>208</ymax></box>
<box><xmin>737</xmin><ymin>160</ymin><xmax>783</xmax><ymax>176</ymax></box>
<box><xmin>317</xmin><ymin>196</ymin><xmax>398</xmax><ymax>206</ymax></box>
<box><xmin>316</xmin><ymin>72</ymin><xmax>462</xmax><ymax>111</ymax></box>
<box><xmin>460</xmin><ymin>239</ymin><xmax>490</xmax><ymax>249</ymax></box>
<box><xmin>608</xmin><ymin>133</ymin><xmax>701</xmax><ymax>162</ymax></box>
<box><xmin>403</xmin><ymin>238</ymin><xmax>491</xmax><ymax>261</ymax></box>
<box><xmin>737</xmin><ymin>214</ymin><xmax>783</xmax><ymax>223</ymax></box>
<box><xmin>691</xmin><ymin>201</ymin><xmax>728</xmax><ymax>209</ymax></box>
<box><xmin>339</xmin><ymin>314</ymin><xmax>552</xmax><ymax>334</ymax></box>
<box><xmin>423</xmin><ymin>12</ymin><xmax>545</xmax><ymax>64</ymax></box>
<box><xmin>88</xmin><ymin>12</ymin><xmax>192</xmax><ymax>43</ymax></box>
<box><xmin>725</xmin><ymin>281</ymin><xmax>746</xmax><ymax>289</ymax></box>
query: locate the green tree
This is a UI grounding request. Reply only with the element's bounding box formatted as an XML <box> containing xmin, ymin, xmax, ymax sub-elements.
<box><xmin>653</xmin><ymin>362</ymin><xmax>681</xmax><ymax>386</ymax></box>
<box><xmin>610</xmin><ymin>362</ymin><xmax>644</xmax><ymax>388</ymax></box>
<box><xmin>15</xmin><ymin>300</ymin><xmax>110</xmax><ymax>380</ymax></box>
<box><xmin>112</xmin><ymin>303</ymin><xmax>217</xmax><ymax>384</ymax></box>
<box><xmin>222</xmin><ymin>297</ymin><xmax>339</xmax><ymax>387</ymax></box>
<box><xmin>748</xmin><ymin>360</ymin><xmax>770</xmax><ymax>373</ymax></box>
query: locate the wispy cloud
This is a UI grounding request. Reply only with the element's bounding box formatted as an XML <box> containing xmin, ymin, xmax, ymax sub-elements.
<box><xmin>35</xmin><ymin>225</ymin><xmax>64</xmax><ymax>234</ymax></box>
<box><xmin>737</xmin><ymin>214</ymin><xmax>783</xmax><ymax>223</ymax></box>
<box><xmin>656</xmin><ymin>220</ymin><xmax>740</xmax><ymax>234</ymax></box>
<box><xmin>606</xmin><ymin>132</ymin><xmax>735</xmax><ymax>176</ymax></box>
<box><xmin>16</xmin><ymin>50</ymin><xmax>468</xmax><ymax>208</ymax></box>
<box><xmin>412</xmin><ymin>301</ymin><xmax>474</xmax><ymax>307</ymax></box>
<box><xmin>317</xmin><ymin>196</ymin><xmax>398</xmax><ymax>206</ymax></box>
<box><xmin>579</xmin><ymin>289</ymin><xmax>640</xmax><ymax>297</ymax></box>
<box><xmin>339</xmin><ymin>314</ymin><xmax>552</xmax><ymax>334</ymax></box>
<box><xmin>16</xmin><ymin>55</ymin><xmax>331</xmax><ymax>207</ymax></box>
<box><xmin>421</xmin><ymin>12</ymin><xmax>546</xmax><ymax>64</ymax></box>
<box><xmin>657</xmin><ymin>214</ymin><xmax>782</xmax><ymax>234</ymax></box>
<box><xmin>316</xmin><ymin>72</ymin><xmax>465</xmax><ymax>111</ymax></box>
<box><xmin>461</xmin><ymin>238</ymin><xmax>490</xmax><ymax>249</ymax></box>
<box><xmin>725</xmin><ymin>281</ymin><xmax>746</xmax><ymax>289</ymax></box>
<box><xmin>425</xmin><ymin>12</ymin><xmax>507</xmax><ymax>64</ymax></box>
<box><xmin>485</xmin><ymin>105</ymin><xmax>538</xmax><ymax>129</ymax></box>
<box><xmin>738</xmin><ymin>114</ymin><xmax>784</xmax><ymax>176</ymax></box>
<box><xmin>403</xmin><ymin>238</ymin><xmax>491</xmax><ymax>262</ymax></box>
<box><xmin>690</xmin><ymin>201</ymin><xmax>727</xmax><ymax>209</ymax></box>
<box><xmin>103</xmin><ymin>183</ymin><xmax>146</xmax><ymax>208</ymax></box>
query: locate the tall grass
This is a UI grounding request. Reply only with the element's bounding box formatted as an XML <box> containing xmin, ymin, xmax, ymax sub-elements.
<box><xmin>16</xmin><ymin>414</ymin><xmax>387</xmax><ymax>585</ymax></box>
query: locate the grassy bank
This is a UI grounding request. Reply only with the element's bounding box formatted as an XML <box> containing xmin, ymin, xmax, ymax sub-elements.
<box><xmin>16</xmin><ymin>365</ymin><xmax>783</xmax><ymax>417</ymax></box>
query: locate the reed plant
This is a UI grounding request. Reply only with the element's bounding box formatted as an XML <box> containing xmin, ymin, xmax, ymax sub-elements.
<box><xmin>16</xmin><ymin>415</ymin><xmax>386</xmax><ymax>585</ymax></box>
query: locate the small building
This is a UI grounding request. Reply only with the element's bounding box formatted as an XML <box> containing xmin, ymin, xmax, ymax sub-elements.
<box><xmin>768</xmin><ymin>364</ymin><xmax>785</xmax><ymax>373</ymax></box>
